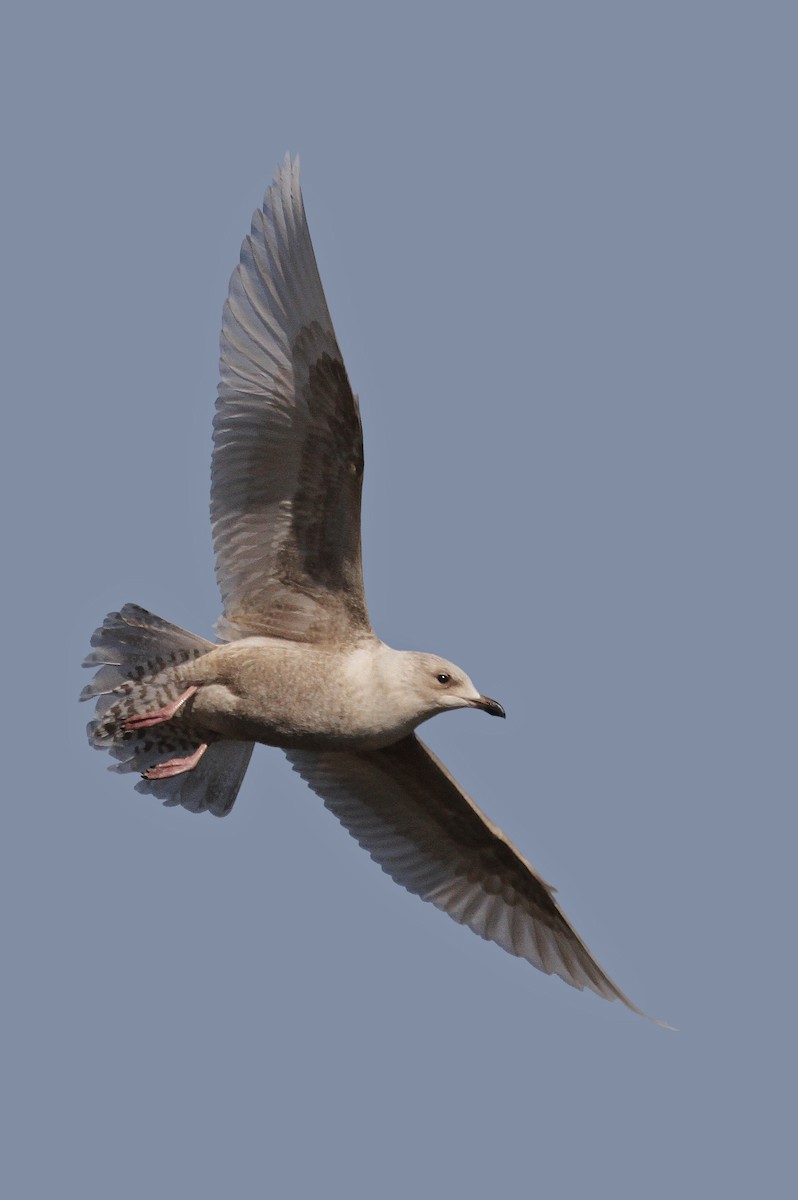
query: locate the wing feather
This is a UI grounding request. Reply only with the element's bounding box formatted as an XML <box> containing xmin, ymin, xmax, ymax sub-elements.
<box><xmin>213</xmin><ymin>156</ymin><xmax>371</xmax><ymax>645</ymax></box>
<box><xmin>288</xmin><ymin>735</ymin><xmax>666</xmax><ymax>1022</ymax></box>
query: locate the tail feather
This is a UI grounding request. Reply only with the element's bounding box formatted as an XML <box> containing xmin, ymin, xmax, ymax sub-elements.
<box><xmin>136</xmin><ymin>740</ymin><xmax>255</xmax><ymax>817</ymax></box>
<box><xmin>81</xmin><ymin>604</ymin><xmax>254</xmax><ymax>817</ymax></box>
<box><xmin>81</xmin><ymin>603</ymin><xmax>213</xmax><ymax>698</ymax></box>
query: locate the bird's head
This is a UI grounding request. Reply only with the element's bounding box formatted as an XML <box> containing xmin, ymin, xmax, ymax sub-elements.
<box><xmin>399</xmin><ymin>651</ymin><xmax>506</xmax><ymax>723</ymax></box>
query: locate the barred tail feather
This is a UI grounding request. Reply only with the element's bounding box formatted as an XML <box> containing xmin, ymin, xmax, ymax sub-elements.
<box><xmin>81</xmin><ymin>604</ymin><xmax>253</xmax><ymax>817</ymax></box>
<box><xmin>82</xmin><ymin>603</ymin><xmax>213</xmax><ymax>695</ymax></box>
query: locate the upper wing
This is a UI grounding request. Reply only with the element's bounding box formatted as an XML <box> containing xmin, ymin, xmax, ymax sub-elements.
<box><xmin>288</xmin><ymin>735</ymin><xmax>665</xmax><ymax>1023</ymax></box>
<box><xmin>212</xmin><ymin>155</ymin><xmax>371</xmax><ymax>644</ymax></box>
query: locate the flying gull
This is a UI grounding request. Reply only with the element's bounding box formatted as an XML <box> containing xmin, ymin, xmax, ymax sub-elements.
<box><xmin>82</xmin><ymin>156</ymin><xmax>666</xmax><ymax>1024</ymax></box>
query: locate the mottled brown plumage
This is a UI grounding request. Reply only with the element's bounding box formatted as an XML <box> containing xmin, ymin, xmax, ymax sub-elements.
<box><xmin>81</xmin><ymin>157</ymin><xmax>667</xmax><ymax>1025</ymax></box>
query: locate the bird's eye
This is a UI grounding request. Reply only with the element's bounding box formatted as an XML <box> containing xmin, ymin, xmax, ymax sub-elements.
<box><xmin>436</xmin><ymin>673</ymin><xmax>451</xmax><ymax>685</ymax></box>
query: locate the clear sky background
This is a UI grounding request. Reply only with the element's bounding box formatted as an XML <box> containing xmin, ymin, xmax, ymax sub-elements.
<box><xmin>2</xmin><ymin>2</ymin><xmax>795</xmax><ymax>1196</ymax></box>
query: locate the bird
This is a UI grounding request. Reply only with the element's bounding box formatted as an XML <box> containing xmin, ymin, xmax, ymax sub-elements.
<box><xmin>82</xmin><ymin>155</ymin><xmax>665</xmax><ymax>1025</ymax></box>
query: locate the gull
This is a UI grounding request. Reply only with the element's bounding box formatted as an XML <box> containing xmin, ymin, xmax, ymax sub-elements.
<box><xmin>82</xmin><ymin>156</ymin><xmax>665</xmax><ymax>1024</ymax></box>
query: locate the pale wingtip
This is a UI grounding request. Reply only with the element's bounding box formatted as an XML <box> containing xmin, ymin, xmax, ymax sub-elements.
<box><xmin>263</xmin><ymin>153</ymin><xmax>302</xmax><ymax>216</ymax></box>
<box><xmin>629</xmin><ymin>1001</ymin><xmax>677</xmax><ymax>1032</ymax></box>
<box><xmin>614</xmin><ymin>984</ymin><xmax>676</xmax><ymax>1031</ymax></box>
<box><xmin>275</xmin><ymin>150</ymin><xmax>300</xmax><ymax>183</ymax></box>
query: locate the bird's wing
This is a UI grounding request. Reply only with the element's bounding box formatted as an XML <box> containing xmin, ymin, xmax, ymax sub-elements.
<box><xmin>213</xmin><ymin>155</ymin><xmax>371</xmax><ymax>644</ymax></box>
<box><xmin>287</xmin><ymin>734</ymin><xmax>662</xmax><ymax>1022</ymax></box>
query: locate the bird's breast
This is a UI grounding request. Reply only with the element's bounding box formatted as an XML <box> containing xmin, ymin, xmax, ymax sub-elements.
<box><xmin>187</xmin><ymin>638</ymin><xmax>417</xmax><ymax>751</ymax></box>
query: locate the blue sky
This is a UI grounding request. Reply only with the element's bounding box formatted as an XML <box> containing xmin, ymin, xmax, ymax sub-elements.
<box><xmin>2</xmin><ymin>3</ymin><xmax>795</xmax><ymax>1196</ymax></box>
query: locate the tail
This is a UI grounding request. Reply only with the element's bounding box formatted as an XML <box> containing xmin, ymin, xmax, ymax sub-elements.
<box><xmin>81</xmin><ymin>604</ymin><xmax>254</xmax><ymax>817</ymax></box>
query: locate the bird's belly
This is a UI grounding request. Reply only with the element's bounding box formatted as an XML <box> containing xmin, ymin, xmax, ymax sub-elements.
<box><xmin>189</xmin><ymin>681</ymin><xmax>416</xmax><ymax>752</ymax></box>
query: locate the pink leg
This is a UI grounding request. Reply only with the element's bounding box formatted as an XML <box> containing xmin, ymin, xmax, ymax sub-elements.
<box><xmin>144</xmin><ymin>743</ymin><xmax>208</xmax><ymax>780</ymax></box>
<box><xmin>125</xmin><ymin>685</ymin><xmax>199</xmax><ymax>732</ymax></box>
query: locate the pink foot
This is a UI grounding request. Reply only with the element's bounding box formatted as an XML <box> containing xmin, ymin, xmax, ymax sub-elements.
<box><xmin>143</xmin><ymin>743</ymin><xmax>208</xmax><ymax>780</ymax></box>
<box><xmin>125</xmin><ymin>685</ymin><xmax>199</xmax><ymax>732</ymax></box>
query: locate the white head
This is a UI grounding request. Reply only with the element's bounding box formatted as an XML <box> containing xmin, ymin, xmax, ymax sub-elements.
<box><xmin>392</xmin><ymin>650</ymin><xmax>506</xmax><ymax>726</ymax></box>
